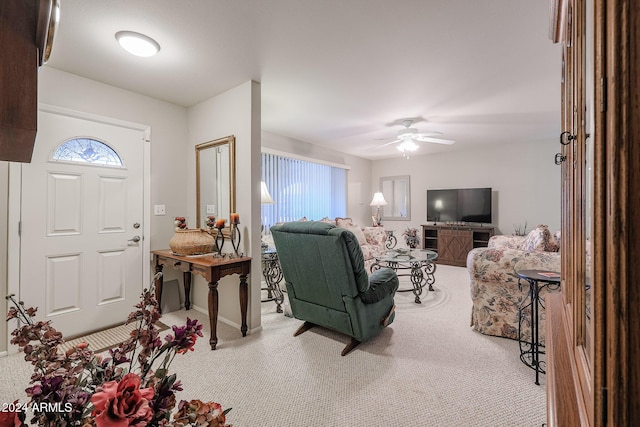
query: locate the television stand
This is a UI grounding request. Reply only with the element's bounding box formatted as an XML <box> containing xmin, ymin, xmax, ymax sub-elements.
<box><xmin>421</xmin><ymin>224</ymin><xmax>494</xmax><ymax>267</ymax></box>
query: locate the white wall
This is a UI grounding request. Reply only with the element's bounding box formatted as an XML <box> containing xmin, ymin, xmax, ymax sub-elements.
<box><xmin>261</xmin><ymin>131</ymin><xmax>373</xmax><ymax>226</ymax></box>
<box><xmin>187</xmin><ymin>81</ymin><xmax>262</xmax><ymax>332</ymax></box>
<box><xmin>372</xmin><ymin>140</ymin><xmax>561</xmax><ymax>237</ymax></box>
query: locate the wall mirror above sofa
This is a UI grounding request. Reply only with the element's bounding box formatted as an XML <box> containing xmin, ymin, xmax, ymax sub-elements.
<box><xmin>196</xmin><ymin>135</ymin><xmax>236</xmax><ymax>231</ymax></box>
<box><xmin>380</xmin><ymin>175</ymin><xmax>411</xmax><ymax>221</ymax></box>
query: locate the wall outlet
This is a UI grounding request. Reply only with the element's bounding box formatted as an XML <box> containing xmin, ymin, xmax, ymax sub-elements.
<box><xmin>206</xmin><ymin>204</ymin><xmax>216</xmax><ymax>214</ymax></box>
<box><xmin>154</xmin><ymin>205</ymin><xmax>166</xmax><ymax>216</ymax></box>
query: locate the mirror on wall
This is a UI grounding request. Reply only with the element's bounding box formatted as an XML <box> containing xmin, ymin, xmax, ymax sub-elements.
<box><xmin>196</xmin><ymin>136</ymin><xmax>236</xmax><ymax>232</ymax></box>
<box><xmin>380</xmin><ymin>175</ymin><xmax>411</xmax><ymax>220</ymax></box>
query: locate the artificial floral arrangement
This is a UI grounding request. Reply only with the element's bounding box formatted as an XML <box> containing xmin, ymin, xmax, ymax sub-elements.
<box><xmin>205</xmin><ymin>216</ymin><xmax>216</xmax><ymax>230</ymax></box>
<box><xmin>3</xmin><ymin>282</ymin><xmax>231</xmax><ymax>427</ymax></box>
<box><xmin>174</xmin><ymin>217</ymin><xmax>187</xmax><ymax>231</ymax></box>
<box><xmin>402</xmin><ymin>227</ymin><xmax>420</xmax><ymax>249</ymax></box>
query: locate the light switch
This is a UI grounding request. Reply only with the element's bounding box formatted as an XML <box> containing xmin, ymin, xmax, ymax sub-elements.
<box><xmin>154</xmin><ymin>205</ymin><xmax>166</xmax><ymax>216</ymax></box>
<box><xmin>206</xmin><ymin>205</ymin><xmax>216</xmax><ymax>214</ymax></box>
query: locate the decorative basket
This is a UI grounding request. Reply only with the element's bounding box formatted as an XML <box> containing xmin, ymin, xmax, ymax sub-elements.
<box><xmin>169</xmin><ymin>228</ymin><xmax>215</xmax><ymax>255</ymax></box>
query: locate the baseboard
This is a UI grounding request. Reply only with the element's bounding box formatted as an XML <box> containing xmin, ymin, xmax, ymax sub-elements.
<box><xmin>190</xmin><ymin>304</ymin><xmax>262</xmax><ymax>335</ymax></box>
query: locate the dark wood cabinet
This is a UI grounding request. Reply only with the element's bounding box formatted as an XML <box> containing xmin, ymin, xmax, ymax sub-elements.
<box><xmin>421</xmin><ymin>225</ymin><xmax>494</xmax><ymax>267</ymax></box>
<box><xmin>0</xmin><ymin>0</ymin><xmax>57</xmax><ymax>163</ymax></box>
<box><xmin>547</xmin><ymin>0</ymin><xmax>640</xmax><ymax>425</ymax></box>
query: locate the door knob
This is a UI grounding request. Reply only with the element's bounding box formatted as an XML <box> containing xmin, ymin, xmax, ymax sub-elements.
<box><xmin>128</xmin><ymin>236</ymin><xmax>141</xmax><ymax>243</ymax></box>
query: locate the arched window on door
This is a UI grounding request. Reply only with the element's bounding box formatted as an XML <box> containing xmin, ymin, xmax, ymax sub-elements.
<box><xmin>51</xmin><ymin>137</ymin><xmax>124</xmax><ymax>167</ymax></box>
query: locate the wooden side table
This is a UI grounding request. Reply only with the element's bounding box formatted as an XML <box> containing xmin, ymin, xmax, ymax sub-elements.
<box><xmin>152</xmin><ymin>249</ymin><xmax>251</xmax><ymax>350</ymax></box>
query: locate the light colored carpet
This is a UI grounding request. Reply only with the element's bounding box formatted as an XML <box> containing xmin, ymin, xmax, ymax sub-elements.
<box><xmin>0</xmin><ymin>265</ymin><xmax>545</xmax><ymax>426</ymax></box>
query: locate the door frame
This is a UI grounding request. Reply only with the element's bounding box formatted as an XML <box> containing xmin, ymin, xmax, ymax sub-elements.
<box><xmin>6</xmin><ymin>104</ymin><xmax>151</xmax><ymax>354</ymax></box>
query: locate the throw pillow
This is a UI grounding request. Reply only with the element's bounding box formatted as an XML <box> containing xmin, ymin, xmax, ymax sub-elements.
<box><xmin>546</xmin><ymin>233</ymin><xmax>560</xmax><ymax>252</ymax></box>
<box><xmin>521</xmin><ymin>224</ymin><xmax>552</xmax><ymax>252</ymax></box>
<box><xmin>319</xmin><ymin>217</ymin><xmax>335</xmax><ymax>224</ymax></box>
<box><xmin>335</xmin><ymin>217</ymin><xmax>353</xmax><ymax>227</ymax></box>
<box><xmin>346</xmin><ymin>225</ymin><xmax>368</xmax><ymax>246</ymax></box>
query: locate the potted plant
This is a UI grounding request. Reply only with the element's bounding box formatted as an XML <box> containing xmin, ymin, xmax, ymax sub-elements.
<box><xmin>402</xmin><ymin>227</ymin><xmax>420</xmax><ymax>249</ymax></box>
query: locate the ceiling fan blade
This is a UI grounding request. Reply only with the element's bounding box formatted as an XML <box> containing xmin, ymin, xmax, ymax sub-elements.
<box><xmin>416</xmin><ymin>131</ymin><xmax>444</xmax><ymax>137</ymax></box>
<box><xmin>371</xmin><ymin>139</ymin><xmax>401</xmax><ymax>150</ymax></box>
<box><xmin>413</xmin><ymin>135</ymin><xmax>455</xmax><ymax>145</ymax></box>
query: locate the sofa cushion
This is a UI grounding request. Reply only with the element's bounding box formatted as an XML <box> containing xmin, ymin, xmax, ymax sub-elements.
<box><xmin>362</xmin><ymin>227</ymin><xmax>387</xmax><ymax>247</ymax></box>
<box><xmin>336</xmin><ymin>217</ymin><xmax>354</xmax><ymax>227</ymax></box>
<box><xmin>521</xmin><ymin>224</ymin><xmax>554</xmax><ymax>252</ymax></box>
<box><xmin>345</xmin><ymin>225</ymin><xmax>368</xmax><ymax>245</ymax></box>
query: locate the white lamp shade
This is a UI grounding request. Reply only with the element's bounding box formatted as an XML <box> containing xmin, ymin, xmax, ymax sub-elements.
<box><xmin>369</xmin><ymin>192</ymin><xmax>388</xmax><ymax>207</ymax></box>
<box><xmin>261</xmin><ymin>181</ymin><xmax>275</xmax><ymax>204</ymax></box>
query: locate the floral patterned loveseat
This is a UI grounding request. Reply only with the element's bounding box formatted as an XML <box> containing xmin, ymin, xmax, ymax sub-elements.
<box><xmin>466</xmin><ymin>225</ymin><xmax>561</xmax><ymax>343</ymax></box>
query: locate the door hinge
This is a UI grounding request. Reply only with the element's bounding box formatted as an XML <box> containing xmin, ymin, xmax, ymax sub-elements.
<box><xmin>18</xmin><ymin>221</ymin><xmax>21</xmax><ymax>236</ymax></box>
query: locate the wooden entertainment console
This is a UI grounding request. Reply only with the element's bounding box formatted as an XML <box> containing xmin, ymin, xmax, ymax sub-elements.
<box><xmin>421</xmin><ymin>224</ymin><xmax>494</xmax><ymax>267</ymax></box>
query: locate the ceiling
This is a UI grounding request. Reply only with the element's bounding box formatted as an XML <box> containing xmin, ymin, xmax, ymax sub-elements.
<box><xmin>45</xmin><ymin>0</ymin><xmax>561</xmax><ymax>160</ymax></box>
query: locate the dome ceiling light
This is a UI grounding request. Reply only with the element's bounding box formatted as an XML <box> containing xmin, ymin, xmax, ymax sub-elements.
<box><xmin>115</xmin><ymin>31</ymin><xmax>160</xmax><ymax>57</ymax></box>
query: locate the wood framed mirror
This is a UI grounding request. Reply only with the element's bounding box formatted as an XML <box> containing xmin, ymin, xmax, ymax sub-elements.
<box><xmin>380</xmin><ymin>175</ymin><xmax>411</xmax><ymax>220</ymax></box>
<box><xmin>196</xmin><ymin>136</ymin><xmax>236</xmax><ymax>235</ymax></box>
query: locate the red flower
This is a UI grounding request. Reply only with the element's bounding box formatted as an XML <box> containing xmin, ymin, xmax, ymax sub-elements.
<box><xmin>0</xmin><ymin>401</ymin><xmax>25</xmax><ymax>427</ymax></box>
<box><xmin>91</xmin><ymin>373</ymin><xmax>154</xmax><ymax>427</ymax></box>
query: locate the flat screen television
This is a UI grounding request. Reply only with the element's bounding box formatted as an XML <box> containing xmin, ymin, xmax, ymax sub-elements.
<box><xmin>426</xmin><ymin>187</ymin><xmax>492</xmax><ymax>224</ymax></box>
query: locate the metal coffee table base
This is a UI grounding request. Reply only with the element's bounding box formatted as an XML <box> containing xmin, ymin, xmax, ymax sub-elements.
<box><xmin>371</xmin><ymin>259</ymin><xmax>436</xmax><ymax>304</ymax></box>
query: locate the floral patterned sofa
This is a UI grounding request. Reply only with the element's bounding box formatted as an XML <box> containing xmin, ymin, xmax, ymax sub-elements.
<box><xmin>321</xmin><ymin>217</ymin><xmax>388</xmax><ymax>272</ymax></box>
<box><xmin>466</xmin><ymin>225</ymin><xmax>561</xmax><ymax>343</ymax></box>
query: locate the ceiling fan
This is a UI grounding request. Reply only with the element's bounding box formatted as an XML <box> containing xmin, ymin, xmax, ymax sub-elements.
<box><xmin>375</xmin><ymin>119</ymin><xmax>455</xmax><ymax>158</ymax></box>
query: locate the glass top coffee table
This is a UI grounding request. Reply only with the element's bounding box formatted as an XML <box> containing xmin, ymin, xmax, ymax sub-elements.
<box><xmin>371</xmin><ymin>248</ymin><xmax>438</xmax><ymax>304</ymax></box>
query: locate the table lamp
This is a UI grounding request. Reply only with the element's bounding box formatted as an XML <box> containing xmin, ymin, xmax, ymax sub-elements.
<box><xmin>370</xmin><ymin>192</ymin><xmax>388</xmax><ymax>226</ymax></box>
<box><xmin>261</xmin><ymin>181</ymin><xmax>275</xmax><ymax>248</ymax></box>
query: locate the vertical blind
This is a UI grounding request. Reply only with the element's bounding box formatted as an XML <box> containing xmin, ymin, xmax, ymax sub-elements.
<box><xmin>261</xmin><ymin>152</ymin><xmax>347</xmax><ymax>233</ymax></box>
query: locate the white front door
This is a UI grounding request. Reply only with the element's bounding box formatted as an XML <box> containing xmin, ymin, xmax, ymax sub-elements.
<box><xmin>19</xmin><ymin>110</ymin><xmax>146</xmax><ymax>337</ymax></box>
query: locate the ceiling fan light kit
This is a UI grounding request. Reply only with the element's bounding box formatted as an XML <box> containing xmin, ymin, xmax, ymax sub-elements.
<box><xmin>397</xmin><ymin>140</ymin><xmax>418</xmax><ymax>157</ymax></box>
<box><xmin>374</xmin><ymin>119</ymin><xmax>455</xmax><ymax>158</ymax></box>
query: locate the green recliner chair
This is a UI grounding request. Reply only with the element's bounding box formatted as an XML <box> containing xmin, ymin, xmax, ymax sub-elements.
<box><xmin>271</xmin><ymin>221</ymin><xmax>399</xmax><ymax>356</ymax></box>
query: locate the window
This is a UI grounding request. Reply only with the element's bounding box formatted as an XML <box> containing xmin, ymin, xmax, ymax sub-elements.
<box><xmin>51</xmin><ymin>138</ymin><xmax>123</xmax><ymax>167</ymax></box>
<box><xmin>261</xmin><ymin>152</ymin><xmax>347</xmax><ymax>233</ymax></box>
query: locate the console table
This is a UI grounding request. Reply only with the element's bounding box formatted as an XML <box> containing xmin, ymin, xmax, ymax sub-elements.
<box><xmin>151</xmin><ymin>249</ymin><xmax>251</xmax><ymax>350</ymax></box>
